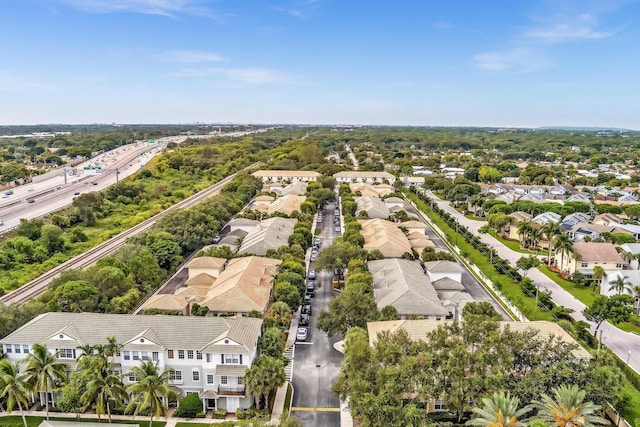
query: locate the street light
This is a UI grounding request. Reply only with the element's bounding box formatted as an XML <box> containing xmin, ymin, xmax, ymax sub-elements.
<box><xmin>627</xmin><ymin>351</ymin><xmax>632</xmax><ymax>366</ymax></box>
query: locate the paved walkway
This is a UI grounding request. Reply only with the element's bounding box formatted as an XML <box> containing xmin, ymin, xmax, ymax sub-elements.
<box><xmin>0</xmin><ymin>410</ymin><xmax>229</xmax><ymax>425</ymax></box>
<box><xmin>423</xmin><ymin>190</ymin><xmax>640</xmax><ymax>373</ymax></box>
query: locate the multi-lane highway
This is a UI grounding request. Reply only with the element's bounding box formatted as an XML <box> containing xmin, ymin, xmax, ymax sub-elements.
<box><xmin>0</xmin><ymin>162</ymin><xmax>260</xmax><ymax>305</ymax></box>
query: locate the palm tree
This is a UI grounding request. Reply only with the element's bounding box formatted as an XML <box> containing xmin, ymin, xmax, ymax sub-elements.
<box><xmin>104</xmin><ymin>336</ymin><xmax>122</xmax><ymax>367</ymax></box>
<box><xmin>269</xmin><ymin>301</ymin><xmax>293</xmax><ymax>327</ymax></box>
<box><xmin>533</xmin><ymin>384</ymin><xmax>608</xmax><ymax>427</ymax></box>
<box><xmin>634</xmin><ymin>285</ymin><xmax>640</xmax><ymax>315</ymax></box>
<box><xmin>542</xmin><ymin>221</ymin><xmax>561</xmax><ymax>266</ymax></box>
<box><xmin>517</xmin><ymin>221</ymin><xmax>533</xmax><ymax>249</ymax></box>
<box><xmin>244</xmin><ymin>356</ymin><xmax>286</xmax><ymax>410</ymax></box>
<box><xmin>467</xmin><ymin>391</ymin><xmax>531</xmax><ymax>427</ymax></box>
<box><xmin>608</xmin><ymin>275</ymin><xmax>633</xmax><ymax>295</ymax></box>
<box><xmin>23</xmin><ymin>343</ymin><xmax>69</xmax><ymax>419</ymax></box>
<box><xmin>244</xmin><ymin>364</ymin><xmax>267</xmax><ymax>409</ymax></box>
<box><xmin>529</xmin><ymin>227</ymin><xmax>543</xmax><ymax>252</ymax></box>
<box><xmin>126</xmin><ymin>360</ymin><xmax>178</xmax><ymax>427</ymax></box>
<box><xmin>0</xmin><ymin>359</ymin><xmax>30</xmax><ymax>427</ymax></box>
<box><xmin>82</xmin><ymin>361</ymin><xmax>128</xmax><ymax>423</ymax></box>
<box><xmin>553</xmin><ymin>233</ymin><xmax>575</xmax><ymax>276</ymax></box>
<box><xmin>591</xmin><ymin>266</ymin><xmax>605</xmax><ymax>291</ymax></box>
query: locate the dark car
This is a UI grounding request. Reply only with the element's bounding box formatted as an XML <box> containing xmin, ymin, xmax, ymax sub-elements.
<box><xmin>27</xmin><ymin>199</ymin><xmax>35</xmax><ymax>203</ymax></box>
<box><xmin>74</xmin><ymin>192</ymin><xmax>80</xmax><ymax>195</ymax></box>
<box><xmin>302</xmin><ymin>304</ymin><xmax>312</xmax><ymax>315</ymax></box>
<box><xmin>299</xmin><ymin>313</ymin><xmax>310</xmax><ymax>326</ymax></box>
<box><xmin>306</xmin><ymin>283</ymin><xmax>315</xmax><ymax>297</ymax></box>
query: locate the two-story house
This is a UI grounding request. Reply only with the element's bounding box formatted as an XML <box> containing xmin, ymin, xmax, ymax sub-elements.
<box><xmin>0</xmin><ymin>313</ymin><xmax>263</xmax><ymax>414</ymax></box>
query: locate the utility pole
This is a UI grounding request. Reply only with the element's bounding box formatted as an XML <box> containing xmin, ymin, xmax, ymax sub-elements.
<box><xmin>116</xmin><ymin>168</ymin><xmax>120</xmax><ymax>183</ymax></box>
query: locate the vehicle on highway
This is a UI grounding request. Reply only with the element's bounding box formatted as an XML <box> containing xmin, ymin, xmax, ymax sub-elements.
<box><xmin>308</xmin><ymin>270</ymin><xmax>316</xmax><ymax>280</ymax></box>
<box><xmin>302</xmin><ymin>304</ymin><xmax>312</xmax><ymax>315</ymax></box>
<box><xmin>92</xmin><ymin>181</ymin><xmax>98</xmax><ymax>185</ymax></box>
<box><xmin>296</xmin><ymin>327</ymin><xmax>308</xmax><ymax>342</ymax></box>
<box><xmin>0</xmin><ymin>220</ymin><xmax>3</xmax><ymax>225</ymax></box>
<box><xmin>74</xmin><ymin>192</ymin><xmax>80</xmax><ymax>195</ymax></box>
<box><xmin>4</xmin><ymin>190</ymin><xmax>13</xmax><ymax>195</ymax></box>
<box><xmin>27</xmin><ymin>199</ymin><xmax>35</xmax><ymax>203</ymax></box>
<box><xmin>299</xmin><ymin>313</ymin><xmax>310</xmax><ymax>326</ymax></box>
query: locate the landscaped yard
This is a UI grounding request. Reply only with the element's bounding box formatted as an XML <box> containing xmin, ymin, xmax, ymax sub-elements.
<box><xmin>0</xmin><ymin>416</ymin><xmax>165</xmax><ymax>427</ymax></box>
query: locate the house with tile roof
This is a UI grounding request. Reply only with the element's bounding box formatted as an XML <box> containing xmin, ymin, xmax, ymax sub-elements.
<box><xmin>563</xmin><ymin>242</ymin><xmax>625</xmax><ymax>277</ymax></box>
<box><xmin>334</xmin><ymin>171</ymin><xmax>396</xmax><ymax>184</ymax></box>
<box><xmin>266</xmin><ymin>194</ymin><xmax>307</xmax><ymax>216</ymax></box>
<box><xmin>0</xmin><ymin>313</ymin><xmax>263</xmax><ymax>413</ymax></box>
<box><xmin>359</xmin><ymin>218</ymin><xmax>413</xmax><ymax>258</ymax></box>
<box><xmin>237</xmin><ymin>217</ymin><xmax>297</xmax><ymax>256</ymax></box>
<box><xmin>355</xmin><ymin>196</ymin><xmax>390</xmax><ymax>219</ymax></box>
<box><xmin>424</xmin><ymin>260</ymin><xmax>463</xmax><ymax>283</ymax></box>
<box><xmin>349</xmin><ymin>182</ymin><xmax>395</xmax><ymax>197</ymax></box>
<box><xmin>368</xmin><ymin>259</ymin><xmax>449</xmax><ymax>319</ymax></box>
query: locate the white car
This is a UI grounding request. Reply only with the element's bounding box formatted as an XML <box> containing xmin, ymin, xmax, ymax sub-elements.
<box><xmin>296</xmin><ymin>328</ymin><xmax>308</xmax><ymax>342</ymax></box>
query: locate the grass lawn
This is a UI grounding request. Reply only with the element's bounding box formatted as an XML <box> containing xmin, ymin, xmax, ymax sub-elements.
<box><xmin>405</xmin><ymin>192</ymin><xmax>553</xmax><ymax>322</ymax></box>
<box><xmin>463</xmin><ymin>213</ymin><xmax>485</xmax><ymax>221</ymax></box>
<box><xmin>489</xmin><ymin>230</ymin><xmax>546</xmax><ymax>255</ymax></box>
<box><xmin>538</xmin><ymin>265</ymin><xmax>597</xmax><ymax>307</ymax></box>
<box><xmin>284</xmin><ymin>383</ymin><xmax>293</xmax><ymax>416</ymax></box>
<box><xmin>621</xmin><ymin>382</ymin><xmax>640</xmax><ymax>425</ymax></box>
<box><xmin>0</xmin><ymin>416</ymin><xmax>165</xmax><ymax>427</ymax></box>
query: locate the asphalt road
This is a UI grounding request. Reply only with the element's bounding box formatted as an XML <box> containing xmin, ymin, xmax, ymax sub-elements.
<box><xmin>291</xmin><ymin>202</ymin><xmax>343</xmax><ymax>427</ymax></box>
<box><xmin>404</xmin><ymin>199</ymin><xmax>512</xmax><ymax>320</ymax></box>
<box><xmin>424</xmin><ymin>189</ymin><xmax>640</xmax><ymax>373</ymax></box>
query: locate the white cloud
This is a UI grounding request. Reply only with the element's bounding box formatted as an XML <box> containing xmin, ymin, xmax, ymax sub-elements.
<box><xmin>157</xmin><ymin>50</ymin><xmax>224</xmax><ymax>63</ymax></box>
<box><xmin>525</xmin><ymin>23</ymin><xmax>616</xmax><ymax>43</ymax></box>
<box><xmin>171</xmin><ymin>67</ymin><xmax>290</xmax><ymax>85</ymax></box>
<box><xmin>61</xmin><ymin>0</ymin><xmax>213</xmax><ymax>17</ymax></box>
<box><xmin>473</xmin><ymin>48</ymin><xmax>552</xmax><ymax>72</ymax></box>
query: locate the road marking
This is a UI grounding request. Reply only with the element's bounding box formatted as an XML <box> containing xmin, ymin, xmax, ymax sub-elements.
<box><xmin>295</xmin><ymin>341</ymin><xmax>314</xmax><ymax>345</ymax></box>
<box><xmin>292</xmin><ymin>407</ymin><xmax>341</xmax><ymax>412</ymax></box>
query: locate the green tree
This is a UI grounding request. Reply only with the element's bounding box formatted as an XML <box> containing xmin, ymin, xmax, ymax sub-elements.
<box><xmin>608</xmin><ymin>275</ymin><xmax>632</xmax><ymax>295</ymax></box>
<box><xmin>268</xmin><ymin>301</ymin><xmax>292</xmax><ymax>328</ymax></box>
<box><xmin>260</xmin><ymin>327</ymin><xmax>286</xmax><ymax>358</ymax></box>
<box><xmin>273</xmin><ymin>281</ymin><xmax>302</xmax><ymax>309</ymax></box>
<box><xmin>317</xmin><ymin>282</ymin><xmax>378</xmax><ymax>336</ymax></box>
<box><xmin>49</xmin><ymin>280</ymin><xmax>100</xmax><ymax>313</ymax></box>
<box><xmin>516</xmin><ymin>255</ymin><xmax>540</xmax><ymax>278</ymax></box>
<box><xmin>126</xmin><ymin>360</ymin><xmax>178</xmax><ymax>427</ymax></box>
<box><xmin>17</xmin><ymin>218</ymin><xmax>44</xmax><ymax>240</ymax></box>
<box><xmin>244</xmin><ymin>356</ymin><xmax>286</xmax><ymax>410</ymax></box>
<box><xmin>532</xmin><ymin>384</ymin><xmax>607</xmax><ymax>427</ymax></box>
<box><xmin>39</xmin><ymin>224</ymin><xmax>65</xmax><ymax>255</ymax></box>
<box><xmin>466</xmin><ymin>391</ymin><xmax>531</xmax><ymax>427</ymax></box>
<box><xmin>0</xmin><ymin>359</ymin><xmax>30</xmax><ymax>427</ymax></box>
<box><xmin>583</xmin><ymin>294</ymin><xmax>634</xmax><ymax>336</ymax></box>
<box><xmin>23</xmin><ymin>343</ymin><xmax>69</xmax><ymax>420</ymax></box>
<box><xmin>82</xmin><ymin>361</ymin><xmax>128</xmax><ymax>423</ymax></box>
<box><xmin>175</xmin><ymin>394</ymin><xmax>203</xmax><ymax>418</ymax></box>
<box><xmin>553</xmin><ymin>233</ymin><xmax>574</xmax><ymax>274</ymax></box>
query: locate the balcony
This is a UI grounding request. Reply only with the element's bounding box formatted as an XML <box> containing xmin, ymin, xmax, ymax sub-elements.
<box><xmin>218</xmin><ymin>385</ymin><xmax>245</xmax><ymax>396</ymax></box>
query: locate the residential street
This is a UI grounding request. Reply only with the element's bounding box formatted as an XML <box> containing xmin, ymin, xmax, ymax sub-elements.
<box><xmin>424</xmin><ymin>190</ymin><xmax>640</xmax><ymax>373</ymax></box>
<box><xmin>291</xmin><ymin>202</ymin><xmax>343</xmax><ymax>426</ymax></box>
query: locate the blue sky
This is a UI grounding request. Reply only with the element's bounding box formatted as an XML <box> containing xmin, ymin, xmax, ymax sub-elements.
<box><xmin>2</xmin><ymin>0</ymin><xmax>640</xmax><ymax>128</ymax></box>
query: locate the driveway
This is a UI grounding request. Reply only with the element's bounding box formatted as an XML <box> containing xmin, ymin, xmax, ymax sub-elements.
<box><xmin>424</xmin><ymin>190</ymin><xmax>640</xmax><ymax>373</ymax></box>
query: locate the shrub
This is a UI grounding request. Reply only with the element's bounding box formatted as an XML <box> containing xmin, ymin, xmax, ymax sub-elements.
<box><xmin>211</xmin><ymin>409</ymin><xmax>226</xmax><ymax>419</ymax></box>
<box><xmin>176</xmin><ymin>394</ymin><xmax>203</xmax><ymax>418</ymax></box>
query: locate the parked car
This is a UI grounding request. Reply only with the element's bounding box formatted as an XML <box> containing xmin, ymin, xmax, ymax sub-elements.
<box><xmin>306</xmin><ymin>283</ymin><xmax>315</xmax><ymax>296</ymax></box>
<box><xmin>308</xmin><ymin>270</ymin><xmax>316</xmax><ymax>280</ymax></box>
<box><xmin>302</xmin><ymin>304</ymin><xmax>312</xmax><ymax>315</ymax></box>
<box><xmin>296</xmin><ymin>327</ymin><xmax>308</xmax><ymax>341</ymax></box>
<box><xmin>212</xmin><ymin>235</ymin><xmax>221</xmax><ymax>244</ymax></box>
<box><xmin>313</xmin><ymin>238</ymin><xmax>321</xmax><ymax>247</ymax></box>
<box><xmin>299</xmin><ymin>313</ymin><xmax>310</xmax><ymax>326</ymax></box>
<box><xmin>303</xmin><ymin>295</ymin><xmax>311</xmax><ymax>305</ymax></box>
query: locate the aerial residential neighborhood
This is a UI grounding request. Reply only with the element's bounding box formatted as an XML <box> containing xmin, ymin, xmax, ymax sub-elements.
<box><xmin>4</xmin><ymin>0</ymin><xmax>640</xmax><ymax>426</ymax></box>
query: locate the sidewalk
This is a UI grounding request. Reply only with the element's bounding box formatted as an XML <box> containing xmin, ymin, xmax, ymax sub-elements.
<box><xmin>0</xmin><ymin>410</ymin><xmax>229</xmax><ymax>425</ymax></box>
<box><xmin>424</xmin><ymin>190</ymin><xmax>640</xmax><ymax>373</ymax></box>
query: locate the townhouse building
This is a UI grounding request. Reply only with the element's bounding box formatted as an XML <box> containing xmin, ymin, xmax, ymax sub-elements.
<box><xmin>0</xmin><ymin>313</ymin><xmax>263</xmax><ymax>413</ymax></box>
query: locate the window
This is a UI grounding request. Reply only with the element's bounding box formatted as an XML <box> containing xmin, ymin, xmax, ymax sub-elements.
<box><xmin>187</xmin><ymin>350</ymin><xmax>194</xmax><ymax>359</ymax></box>
<box><xmin>141</xmin><ymin>351</ymin><xmax>149</xmax><ymax>361</ymax></box>
<box><xmin>207</xmin><ymin>374</ymin><xmax>214</xmax><ymax>384</ymax></box>
<box><xmin>14</xmin><ymin>345</ymin><xmax>20</xmax><ymax>354</ymax></box>
<box><xmin>123</xmin><ymin>351</ymin><xmax>131</xmax><ymax>361</ymax></box>
<box><xmin>169</xmin><ymin>370</ymin><xmax>183</xmax><ymax>381</ymax></box>
<box><xmin>128</xmin><ymin>373</ymin><xmax>138</xmax><ymax>382</ymax></box>
<box><xmin>196</xmin><ymin>351</ymin><xmax>202</xmax><ymax>360</ymax></box>
<box><xmin>617</xmin><ymin>263</ymin><xmax>623</xmax><ymax>269</ymax></box>
<box><xmin>178</xmin><ymin>350</ymin><xmax>185</xmax><ymax>359</ymax></box>
<box><xmin>237</xmin><ymin>377</ymin><xmax>243</xmax><ymax>385</ymax></box>
<box><xmin>132</xmin><ymin>351</ymin><xmax>140</xmax><ymax>361</ymax></box>
<box><xmin>168</xmin><ymin>350</ymin><xmax>174</xmax><ymax>359</ymax></box>
<box><xmin>23</xmin><ymin>345</ymin><xmax>29</xmax><ymax>354</ymax></box>
<box><xmin>152</xmin><ymin>351</ymin><xmax>159</xmax><ymax>361</ymax></box>
<box><xmin>186</xmin><ymin>391</ymin><xmax>198</xmax><ymax>396</ymax></box>
<box><xmin>5</xmin><ymin>344</ymin><xmax>12</xmax><ymax>353</ymax></box>
<box><xmin>220</xmin><ymin>376</ymin><xmax>228</xmax><ymax>385</ymax></box>
<box><xmin>434</xmin><ymin>400</ymin><xmax>446</xmax><ymax>410</ymax></box>
<box><xmin>57</xmin><ymin>349</ymin><xmax>75</xmax><ymax>359</ymax></box>
<box><xmin>581</xmin><ymin>262</ymin><xmax>588</xmax><ymax>268</ymax></box>
<box><xmin>193</xmin><ymin>371</ymin><xmax>200</xmax><ymax>381</ymax></box>
<box><xmin>206</xmin><ymin>354</ymin><xmax>211</xmax><ymax>363</ymax></box>
<box><xmin>224</xmin><ymin>354</ymin><xmax>240</xmax><ymax>364</ymax></box>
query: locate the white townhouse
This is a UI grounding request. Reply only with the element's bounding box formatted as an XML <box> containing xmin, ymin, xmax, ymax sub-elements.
<box><xmin>251</xmin><ymin>170</ymin><xmax>320</xmax><ymax>183</ymax></box>
<box><xmin>333</xmin><ymin>171</ymin><xmax>396</xmax><ymax>185</ymax></box>
<box><xmin>0</xmin><ymin>313</ymin><xmax>263</xmax><ymax>414</ymax></box>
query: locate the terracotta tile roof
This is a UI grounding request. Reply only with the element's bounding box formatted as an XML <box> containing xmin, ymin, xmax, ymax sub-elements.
<box><xmin>572</xmin><ymin>242</ymin><xmax>624</xmax><ymax>263</ymax></box>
